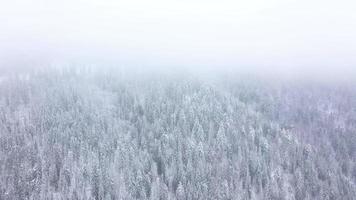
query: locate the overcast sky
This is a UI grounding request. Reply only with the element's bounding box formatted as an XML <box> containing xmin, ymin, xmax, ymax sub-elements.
<box><xmin>0</xmin><ymin>0</ymin><xmax>355</xmax><ymax>79</ymax></box>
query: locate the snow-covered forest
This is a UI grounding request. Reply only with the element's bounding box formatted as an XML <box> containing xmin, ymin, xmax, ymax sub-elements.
<box><xmin>0</xmin><ymin>67</ymin><xmax>355</xmax><ymax>200</ymax></box>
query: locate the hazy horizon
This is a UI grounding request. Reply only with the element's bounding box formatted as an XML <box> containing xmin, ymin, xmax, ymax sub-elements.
<box><xmin>1</xmin><ymin>0</ymin><xmax>356</xmax><ymax>81</ymax></box>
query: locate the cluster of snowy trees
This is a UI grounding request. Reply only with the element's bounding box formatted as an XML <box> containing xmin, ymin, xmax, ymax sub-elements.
<box><xmin>0</xmin><ymin>67</ymin><xmax>355</xmax><ymax>200</ymax></box>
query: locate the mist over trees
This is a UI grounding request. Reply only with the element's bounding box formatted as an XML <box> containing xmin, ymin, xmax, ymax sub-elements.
<box><xmin>0</xmin><ymin>67</ymin><xmax>355</xmax><ymax>200</ymax></box>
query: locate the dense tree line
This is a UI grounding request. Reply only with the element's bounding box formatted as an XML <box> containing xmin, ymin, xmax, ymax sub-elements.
<box><xmin>0</xmin><ymin>68</ymin><xmax>355</xmax><ymax>199</ymax></box>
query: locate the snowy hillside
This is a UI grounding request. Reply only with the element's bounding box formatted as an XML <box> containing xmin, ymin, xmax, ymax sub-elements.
<box><xmin>0</xmin><ymin>68</ymin><xmax>355</xmax><ymax>200</ymax></box>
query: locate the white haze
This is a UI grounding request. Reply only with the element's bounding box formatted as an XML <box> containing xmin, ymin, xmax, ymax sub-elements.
<box><xmin>0</xmin><ymin>0</ymin><xmax>356</xmax><ymax>81</ymax></box>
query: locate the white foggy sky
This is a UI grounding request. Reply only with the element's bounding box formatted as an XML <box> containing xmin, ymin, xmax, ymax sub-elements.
<box><xmin>0</xmin><ymin>0</ymin><xmax>356</xmax><ymax>78</ymax></box>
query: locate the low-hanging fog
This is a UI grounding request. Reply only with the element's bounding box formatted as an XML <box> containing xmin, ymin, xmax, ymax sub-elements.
<box><xmin>1</xmin><ymin>0</ymin><xmax>356</xmax><ymax>81</ymax></box>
